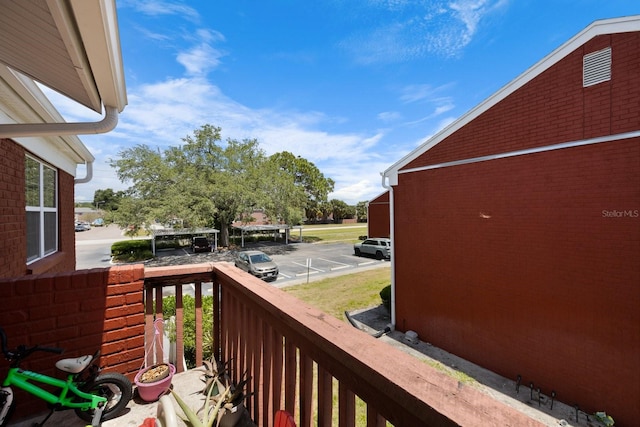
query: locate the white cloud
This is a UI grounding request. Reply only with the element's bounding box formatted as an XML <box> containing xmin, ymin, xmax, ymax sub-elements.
<box><xmin>177</xmin><ymin>43</ymin><xmax>226</xmax><ymax>76</ymax></box>
<box><xmin>121</xmin><ymin>0</ymin><xmax>201</xmax><ymax>23</ymax></box>
<box><xmin>378</xmin><ymin>111</ymin><xmax>401</xmax><ymax>122</ymax></box>
<box><xmin>340</xmin><ymin>0</ymin><xmax>507</xmax><ymax>63</ymax></box>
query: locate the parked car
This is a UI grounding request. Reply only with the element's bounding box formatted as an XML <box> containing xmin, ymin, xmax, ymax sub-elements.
<box><xmin>354</xmin><ymin>238</ymin><xmax>391</xmax><ymax>260</ymax></box>
<box><xmin>234</xmin><ymin>250</ymin><xmax>279</xmax><ymax>281</ymax></box>
<box><xmin>191</xmin><ymin>236</ymin><xmax>212</xmax><ymax>253</ymax></box>
<box><xmin>74</xmin><ymin>222</ymin><xmax>90</xmax><ymax>232</ymax></box>
<box><xmin>92</xmin><ymin>218</ymin><xmax>104</xmax><ymax>227</ymax></box>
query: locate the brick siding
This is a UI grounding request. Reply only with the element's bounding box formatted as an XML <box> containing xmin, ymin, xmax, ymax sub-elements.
<box><xmin>0</xmin><ymin>265</ymin><xmax>145</xmax><ymax>421</ymax></box>
<box><xmin>0</xmin><ymin>138</ymin><xmax>76</xmax><ymax>278</ymax></box>
<box><xmin>393</xmin><ymin>31</ymin><xmax>639</xmax><ymax>426</ymax></box>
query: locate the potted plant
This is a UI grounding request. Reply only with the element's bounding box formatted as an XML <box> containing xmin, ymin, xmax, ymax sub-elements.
<box><xmin>134</xmin><ymin>362</ymin><xmax>176</xmax><ymax>402</ymax></box>
<box><xmin>168</xmin><ymin>357</ymin><xmax>251</xmax><ymax>427</ymax></box>
<box><xmin>198</xmin><ymin>358</ymin><xmax>251</xmax><ymax>427</ymax></box>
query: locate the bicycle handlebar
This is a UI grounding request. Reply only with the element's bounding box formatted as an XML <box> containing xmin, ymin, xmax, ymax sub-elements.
<box><xmin>34</xmin><ymin>346</ymin><xmax>64</xmax><ymax>355</ymax></box>
<box><xmin>0</xmin><ymin>327</ymin><xmax>64</xmax><ymax>362</ymax></box>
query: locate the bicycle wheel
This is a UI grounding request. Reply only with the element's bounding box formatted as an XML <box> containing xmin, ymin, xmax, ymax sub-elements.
<box><xmin>0</xmin><ymin>389</ymin><xmax>15</xmax><ymax>427</ymax></box>
<box><xmin>74</xmin><ymin>372</ymin><xmax>132</xmax><ymax>423</ymax></box>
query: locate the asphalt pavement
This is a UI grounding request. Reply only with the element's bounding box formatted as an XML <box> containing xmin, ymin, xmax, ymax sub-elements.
<box><xmin>75</xmin><ymin>225</ymin><xmax>390</xmax><ymax>286</ymax></box>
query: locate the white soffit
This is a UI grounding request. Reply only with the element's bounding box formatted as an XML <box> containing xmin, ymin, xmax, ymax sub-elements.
<box><xmin>0</xmin><ymin>0</ymin><xmax>101</xmax><ymax>112</ymax></box>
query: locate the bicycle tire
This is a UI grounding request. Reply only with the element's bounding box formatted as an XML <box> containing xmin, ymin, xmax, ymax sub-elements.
<box><xmin>74</xmin><ymin>372</ymin><xmax>132</xmax><ymax>423</ymax></box>
<box><xmin>0</xmin><ymin>396</ymin><xmax>14</xmax><ymax>427</ymax></box>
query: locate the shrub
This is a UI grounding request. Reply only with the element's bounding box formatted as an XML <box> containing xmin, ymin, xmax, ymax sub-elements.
<box><xmin>111</xmin><ymin>240</ymin><xmax>153</xmax><ymax>262</ymax></box>
<box><xmin>379</xmin><ymin>284</ymin><xmax>391</xmax><ymax>312</ymax></box>
<box><xmin>163</xmin><ymin>295</ymin><xmax>215</xmax><ymax>367</ymax></box>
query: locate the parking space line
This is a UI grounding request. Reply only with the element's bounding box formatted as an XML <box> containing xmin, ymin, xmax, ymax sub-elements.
<box><xmin>292</xmin><ymin>261</ymin><xmax>324</xmax><ymax>272</ymax></box>
<box><xmin>295</xmin><ymin>270</ymin><xmax>319</xmax><ymax>277</ymax></box>
<box><xmin>278</xmin><ymin>273</ymin><xmax>292</xmax><ymax>279</ymax></box>
<box><xmin>318</xmin><ymin>258</ymin><xmax>351</xmax><ymax>271</ymax></box>
<box><xmin>357</xmin><ymin>260</ymin><xmax>375</xmax><ymax>266</ymax></box>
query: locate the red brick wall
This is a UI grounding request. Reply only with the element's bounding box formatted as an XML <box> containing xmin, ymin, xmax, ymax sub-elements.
<box><xmin>393</xmin><ymin>32</ymin><xmax>640</xmax><ymax>425</ymax></box>
<box><xmin>0</xmin><ymin>265</ymin><xmax>145</xmax><ymax>422</ymax></box>
<box><xmin>0</xmin><ymin>138</ymin><xmax>76</xmax><ymax>278</ymax></box>
<box><xmin>368</xmin><ymin>191</ymin><xmax>390</xmax><ymax>238</ymax></box>
<box><xmin>0</xmin><ymin>138</ymin><xmax>27</xmax><ymax>277</ymax></box>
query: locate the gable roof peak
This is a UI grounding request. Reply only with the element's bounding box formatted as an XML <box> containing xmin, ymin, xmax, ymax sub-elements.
<box><xmin>382</xmin><ymin>14</ymin><xmax>640</xmax><ymax>185</ymax></box>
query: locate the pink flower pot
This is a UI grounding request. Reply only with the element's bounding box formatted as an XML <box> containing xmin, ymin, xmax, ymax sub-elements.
<box><xmin>135</xmin><ymin>363</ymin><xmax>175</xmax><ymax>402</ymax></box>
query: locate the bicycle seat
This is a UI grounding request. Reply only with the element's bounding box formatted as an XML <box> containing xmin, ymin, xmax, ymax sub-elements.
<box><xmin>55</xmin><ymin>354</ymin><xmax>93</xmax><ymax>374</ymax></box>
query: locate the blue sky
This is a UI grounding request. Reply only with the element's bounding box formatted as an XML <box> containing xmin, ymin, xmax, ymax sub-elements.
<box><xmin>65</xmin><ymin>1</ymin><xmax>639</xmax><ymax>205</ymax></box>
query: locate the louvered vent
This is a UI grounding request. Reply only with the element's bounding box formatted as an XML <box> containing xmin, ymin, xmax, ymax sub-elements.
<box><xmin>583</xmin><ymin>47</ymin><xmax>611</xmax><ymax>87</ymax></box>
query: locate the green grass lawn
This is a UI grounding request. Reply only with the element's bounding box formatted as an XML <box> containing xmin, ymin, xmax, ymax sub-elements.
<box><xmin>290</xmin><ymin>223</ymin><xmax>367</xmax><ymax>244</ymax></box>
<box><xmin>283</xmin><ymin>267</ymin><xmax>392</xmax><ymax>425</ymax></box>
<box><xmin>283</xmin><ymin>267</ymin><xmax>390</xmax><ymax>319</ymax></box>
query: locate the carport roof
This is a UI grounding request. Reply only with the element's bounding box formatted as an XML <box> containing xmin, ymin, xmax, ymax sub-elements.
<box><xmin>152</xmin><ymin>228</ymin><xmax>219</xmax><ymax>237</ymax></box>
<box><xmin>233</xmin><ymin>224</ymin><xmax>300</xmax><ymax>232</ymax></box>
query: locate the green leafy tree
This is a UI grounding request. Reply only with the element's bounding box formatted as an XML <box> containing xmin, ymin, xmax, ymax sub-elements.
<box><xmin>356</xmin><ymin>201</ymin><xmax>368</xmax><ymax>222</ymax></box>
<box><xmin>260</xmin><ymin>157</ymin><xmax>307</xmax><ymax>225</ymax></box>
<box><xmin>270</xmin><ymin>151</ymin><xmax>334</xmax><ymax>221</ymax></box>
<box><xmin>177</xmin><ymin>125</ymin><xmax>266</xmax><ymax>246</ymax></box>
<box><xmin>93</xmin><ymin>188</ymin><xmax>125</xmax><ymax>211</ymax></box>
<box><xmin>109</xmin><ymin>125</ymin><xmax>336</xmax><ymax>245</ymax></box>
<box><xmin>110</xmin><ymin>125</ymin><xmax>268</xmax><ymax>246</ymax></box>
<box><xmin>330</xmin><ymin>199</ymin><xmax>352</xmax><ymax>222</ymax></box>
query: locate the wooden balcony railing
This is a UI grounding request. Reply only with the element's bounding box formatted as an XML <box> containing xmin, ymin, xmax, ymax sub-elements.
<box><xmin>144</xmin><ymin>262</ymin><xmax>543</xmax><ymax>427</ymax></box>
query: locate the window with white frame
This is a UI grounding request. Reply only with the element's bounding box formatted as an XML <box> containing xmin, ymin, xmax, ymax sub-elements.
<box><xmin>25</xmin><ymin>155</ymin><xmax>58</xmax><ymax>263</ymax></box>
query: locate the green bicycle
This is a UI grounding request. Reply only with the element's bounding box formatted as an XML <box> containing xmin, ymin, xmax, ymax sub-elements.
<box><xmin>0</xmin><ymin>327</ymin><xmax>132</xmax><ymax>426</ymax></box>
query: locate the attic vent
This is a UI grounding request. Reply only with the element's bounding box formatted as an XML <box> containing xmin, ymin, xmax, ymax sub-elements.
<box><xmin>583</xmin><ymin>47</ymin><xmax>611</xmax><ymax>87</ymax></box>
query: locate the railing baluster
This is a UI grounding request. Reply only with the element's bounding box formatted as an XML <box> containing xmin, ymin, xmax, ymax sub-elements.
<box><xmin>175</xmin><ymin>284</ymin><xmax>184</xmax><ymax>373</ymax></box>
<box><xmin>144</xmin><ymin>286</ymin><xmax>154</xmax><ymax>368</ymax></box>
<box><xmin>213</xmin><ymin>280</ymin><xmax>220</xmax><ymax>363</ymax></box>
<box><xmin>299</xmin><ymin>352</ymin><xmax>313</xmax><ymax>427</ymax></box>
<box><xmin>317</xmin><ymin>365</ymin><xmax>332</xmax><ymax>427</ymax></box>
<box><xmin>194</xmin><ymin>280</ymin><xmax>202</xmax><ymax>367</ymax></box>
<box><xmin>367</xmin><ymin>405</ymin><xmax>386</xmax><ymax>427</ymax></box>
<box><xmin>252</xmin><ymin>315</ymin><xmax>263</xmax><ymax>425</ymax></box>
<box><xmin>338</xmin><ymin>383</ymin><xmax>355</xmax><ymax>427</ymax></box>
<box><xmin>262</xmin><ymin>322</ymin><xmax>273</xmax><ymax>427</ymax></box>
<box><xmin>284</xmin><ymin>339</ymin><xmax>297</xmax><ymax>417</ymax></box>
<box><xmin>239</xmin><ymin>302</ymin><xmax>247</xmax><ymax>393</ymax></box>
<box><xmin>272</xmin><ymin>330</ymin><xmax>283</xmax><ymax>420</ymax></box>
<box><xmin>220</xmin><ymin>286</ymin><xmax>229</xmax><ymax>368</ymax></box>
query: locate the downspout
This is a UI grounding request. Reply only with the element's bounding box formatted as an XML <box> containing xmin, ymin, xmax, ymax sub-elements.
<box><xmin>381</xmin><ymin>173</ymin><xmax>396</xmax><ymax>329</ymax></box>
<box><xmin>0</xmin><ymin>106</ymin><xmax>118</xmax><ymax>184</ymax></box>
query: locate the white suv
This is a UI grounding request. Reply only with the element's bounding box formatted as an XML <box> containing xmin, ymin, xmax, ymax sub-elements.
<box><xmin>354</xmin><ymin>238</ymin><xmax>391</xmax><ymax>260</ymax></box>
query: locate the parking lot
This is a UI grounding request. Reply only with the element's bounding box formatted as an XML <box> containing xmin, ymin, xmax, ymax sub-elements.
<box><xmin>265</xmin><ymin>241</ymin><xmax>389</xmax><ymax>286</ymax></box>
<box><xmin>76</xmin><ymin>225</ymin><xmax>390</xmax><ymax>288</ymax></box>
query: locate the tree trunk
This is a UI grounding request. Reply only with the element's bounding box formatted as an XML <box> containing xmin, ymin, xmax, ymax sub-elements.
<box><xmin>220</xmin><ymin>224</ymin><xmax>230</xmax><ymax>247</ymax></box>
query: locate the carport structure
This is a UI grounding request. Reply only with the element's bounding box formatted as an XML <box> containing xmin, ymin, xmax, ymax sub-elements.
<box><xmin>232</xmin><ymin>224</ymin><xmax>303</xmax><ymax>247</ymax></box>
<box><xmin>150</xmin><ymin>228</ymin><xmax>219</xmax><ymax>255</ymax></box>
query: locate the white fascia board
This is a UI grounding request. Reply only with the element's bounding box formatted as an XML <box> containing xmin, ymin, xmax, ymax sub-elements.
<box><xmin>69</xmin><ymin>0</ymin><xmax>127</xmax><ymax>112</ymax></box>
<box><xmin>382</xmin><ymin>15</ymin><xmax>640</xmax><ymax>184</ymax></box>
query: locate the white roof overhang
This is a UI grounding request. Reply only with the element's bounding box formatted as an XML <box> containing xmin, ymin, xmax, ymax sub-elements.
<box><xmin>382</xmin><ymin>15</ymin><xmax>640</xmax><ymax>185</ymax></box>
<box><xmin>0</xmin><ymin>0</ymin><xmax>127</xmax><ymax>176</ymax></box>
